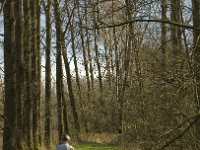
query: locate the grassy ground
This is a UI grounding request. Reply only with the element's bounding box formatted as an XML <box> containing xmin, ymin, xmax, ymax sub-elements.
<box><xmin>74</xmin><ymin>144</ymin><xmax>118</xmax><ymax>150</ymax></box>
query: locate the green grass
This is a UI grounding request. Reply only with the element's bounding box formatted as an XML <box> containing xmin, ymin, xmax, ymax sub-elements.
<box><xmin>74</xmin><ymin>144</ymin><xmax>118</xmax><ymax>150</ymax></box>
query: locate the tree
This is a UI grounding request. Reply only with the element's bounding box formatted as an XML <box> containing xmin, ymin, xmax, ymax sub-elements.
<box><xmin>23</xmin><ymin>0</ymin><xmax>32</xmax><ymax>147</ymax></box>
<box><xmin>192</xmin><ymin>0</ymin><xmax>200</xmax><ymax>148</ymax></box>
<box><xmin>15</xmin><ymin>0</ymin><xmax>24</xmax><ymax>149</ymax></box>
<box><xmin>70</xmin><ymin>16</ymin><xmax>81</xmax><ymax>95</ymax></box>
<box><xmin>84</xmin><ymin>0</ymin><xmax>94</xmax><ymax>88</ymax></box>
<box><xmin>103</xmin><ymin>33</ymin><xmax>112</xmax><ymax>88</ymax></box>
<box><xmin>77</xmin><ymin>0</ymin><xmax>91</xmax><ymax>97</ymax></box>
<box><xmin>31</xmin><ymin>0</ymin><xmax>40</xmax><ymax>148</ymax></box>
<box><xmin>44</xmin><ymin>0</ymin><xmax>52</xmax><ymax>147</ymax></box>
<box><xmin>3</xmin><ymin>0</ymin><xmax>40</xmax><ymax>149</ymax></box>
<box><xmin>93</xmin><ymin>0</ymin><xmax>103</xmax><ymax>91</ymax></box>
<box><xmin>61</xmin><ymin>80</ymin><xmax>69</xmax><ymax>134</ymax></box>
<box><xmin>54</xmin><ymin>0</ymin><xmax>80</xmax><ymax>140</ymax></box>
<box><xmin>161</xmin><ymin>0</ymin><xmax>167</xmax><ymax>67</ymax></box>
<box><xmin>3</xmin><ymin>0</ymin><xmax>17</xmax><ymax>149</ymax></box>
<box><xmin>111</xmin><ymin>0</ymin><xmax>121</xmax><ymax>134</ymax></box>
<box><xmin>170</xmin><ymin>0</ymin><xmax>182</xmax><ymax>55</ymax></box>
<box><xmin>61</xmin><ymin>28</ymin><xmax>80</xmax><ymax>141</ymax></box>
<box><xmin>53</xmin><ymin>0</ymin><xmax>63</xmax><ymax>139</ymax></box>
<box><xmin>77</xmin><ymin>0</ymin><xmax>91</xmax><ymax>132</ymax></box>
<box><xmin>36</xmin><ymin>0</ymin><xmax>41</xmax><ymax>144</ymax></box>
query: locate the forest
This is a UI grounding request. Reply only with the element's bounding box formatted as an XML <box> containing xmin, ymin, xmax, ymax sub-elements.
<box><xmin>0</xmin><ymin>0</ymin><xmax>200</xmax><ymax>150</ymax></box>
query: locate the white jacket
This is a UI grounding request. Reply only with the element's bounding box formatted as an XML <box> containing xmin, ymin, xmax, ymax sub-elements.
<box><xmin>56</xmin><ymin>143</ymin><xmax>74</xmax><ymax>150</ymax></box>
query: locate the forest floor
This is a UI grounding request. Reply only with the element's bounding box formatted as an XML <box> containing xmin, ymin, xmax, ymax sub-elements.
<box><xmin>74</xmin><ymin>143</ymin><xmax>118</xmax><ymax>150</ymax></box>
<box><xmin>74</xmin><ymin>133</ymin><xmax>119</xmax><ymax>149</ymax></box>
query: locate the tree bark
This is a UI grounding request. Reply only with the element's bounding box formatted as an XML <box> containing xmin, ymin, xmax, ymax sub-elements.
<box><xmin>104</xmin><ymin>38</ymin><xmax>112</xmax><ymax>89</ymax></box>
<box><xmin>84</xmin><ymin>0</ymin><xmax>94</xmax><ymax>88</ymax></box>
<box><xmin>93</xmin><ymin>0</ymin><xmax>103</xmax><ymax>90</ymax></box>
<box><xmin>31</xmin><ymin>0</ymin><xmax>39</xmax><ymax>148</ymax></box>
<box><xmin>111</xmin><ymin>0</ymin><xmax>121</xmax><ymax>134</ymax></box>
<box><xmin>70</xmin><ymin>21</ymin><xmax>81</xmax><ymax>93</ymax></box>
<box><xmin>15</xmin><ymin>0</ymin><xmax>24</xmax><ymax>149</ymax></box>
<box><xmin>61</xmin><ymin>79</ymin><xmax>69</xmax><ymax>134</ymax></box>
<box><xmin>161</xmin><ymin>0</ymin><xmax>167</xmax><ymax>67</ymax></box>
<box><xmin>170</xmin><ymin>0</ymin><xmax>182</xmax><ymax>55</ymax></box>
<box><xmin>192</xmin><ymin>0</ymin><xmax>200</xmax><ymax>148</ymax></box>
<box><xmin>54</xmin><ymin>0</ymin><xmax>63</xmax><ymax>139</ymax></box>
<box><xmin>36</xmin><ymin>0</ymin><xmax>42</xmax><ymax>144</ymax></box>
<box><xmin>23</xmin><ymin>0</ymin><xmax>32</xmax><ymax>147</ymax></box>
<box><xmin>3</xmin><ymin>0</ymin><xmax>17</xmax><ymax>149</ymax></box>
<box><xmin>44</xmin><ymin>0</ymin><xmax>52</xmax><ymax>147</ymax></box>
<box><xmin>77</xmin><ymin>0</ymin><xmax>91</xmax><ymax>97</ymax></box>
<box><xmin>61</xmin><ymin>33</ymin><xmax>80</xmax><ymax>139</ymax></box>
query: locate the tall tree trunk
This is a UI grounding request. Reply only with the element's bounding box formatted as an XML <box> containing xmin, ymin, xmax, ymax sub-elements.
<box><xmin>36</xmin><ymin>0</ymin><xmax>42</xmax><ymax>145</ymax></box>
<box><xmin>109</xmin><ymin>45</ymin><xmax>114</xmax><ymax>83</ymax></box>
<box><xmin>31</xmin><ymin>0</ymin><xmax>39</xmax><ymax>148</ymax></box>
<box><xmin>70</xmin><ymin>20</ymin><xmax>81</xmax><ymax>92</ymax></box>
<box><xmin>60</xmin><ymin>3</ymin><xmax>81</xmax><ymax>135</ymax></box>
<box><xmin>85</xmin><ymin>0</ymin><xmax>94</xmax><ymax>88</ymax></box>
<box><xmin>61</xmin><ymin>33</ymin><xmax>80</xmax><ymax>140</ymax></box>
<box><xmin>93</xmin><ymin>1</ymin><xmax>103</xmax><ymax>90</ymax></box>
<box><xmin>55</xmin><ymin>0</ymin><xmax>80</xmax><ymax>141</ymax></box>
<box><xmin>192</xmin><ymin>0</ymin><xmax>200</xmax><ymax>46</ymax></box>
<box><xmin>70</xmin><ymin>19</ymin><xmax>82</xmax><ymax>100</ymax></box>
<box><xmin>3</xmin><ymin>0</ymin><xmax>17</xmax><ymax>149</ymax></box>
<box><xmin>104</xmin><ymin>38</ymin><xmax>112</xmax><ymax>89</ymax></box>
<box><xmin>77</xmin><ymin>0</ymin><xmax>90</xmax><ymax>97</ymax></box>
<box><xmin>15</xmin><ymin>0</ymin><xmax>24</xmax><ymax>149</ymax></box>
<box><xmin>161</xmin><ymin>0</ymin><xmax>167</xmax><ymax>67</ymax></box>
<box><xmin>171</xmin><ymin>0</ymin><xmax>182</xmax><ymax>55</ymax></box>
<box><xmin>127</xmin><ymin>1</ymin><xmax>144</xmax><ymax>116</ymax></box>
<box><xmin>78</xmin><ymin>0</ymin><xmax>90</xmax><ymax>132</ymax></box>
<box><xmin>44</xmin><ymin>0</ymin><xmax>52</xmax><ymax>148</ymax></box>
<box><xmin>54</xmin><ymin>0</ymin><xmax>63</xmax><ymax>139</ymax></box>
<box><xmin>61</xmin><ymin>78</ymin><xmax>69</xmax><ymax>134</ymax></box>
<box><xmin>192</xmin><ymin>0</ymin><xmax>200</xmax><ymax>148</ymax></box>
<box><xmin>74</xmin><ymin>0</ymin><xmax>90</xmax><ymax>133</ymax></box>
<box><xmin>111</xmin><ymin>0</ymin><xmax>121</xmax><ymax>134</ymax></box>
<box><xmin>23</xmin><ymin>0</ymin><xmax>32</xmax><ymax>147</ymax></box>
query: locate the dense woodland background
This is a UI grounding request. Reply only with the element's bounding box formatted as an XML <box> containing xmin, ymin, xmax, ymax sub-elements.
<box><xmin>1</xmin><ymin>0</ymin><xmax>200</xmax><ymax>149</ymax></box>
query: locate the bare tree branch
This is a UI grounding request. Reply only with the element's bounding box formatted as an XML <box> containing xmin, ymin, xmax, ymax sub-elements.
<box><xmin>97</xmin><ymin>19</ymin><xmax>199</xmax><ymax>30</ymax></box>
